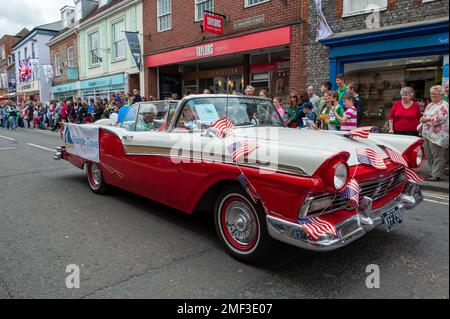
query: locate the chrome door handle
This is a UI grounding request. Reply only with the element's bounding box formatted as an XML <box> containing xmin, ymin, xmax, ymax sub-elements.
<box><xmin>122</xmin><ymin>135</ymin><xmax>134</xmax><ymax>141</ymax></box>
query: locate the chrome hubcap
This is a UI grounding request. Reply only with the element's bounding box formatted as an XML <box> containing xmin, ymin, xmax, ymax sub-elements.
<box><xmin>225</xmin><ymin>201</ymin><xmax>257</xmax><ymax>246</ymax></box>
<box><xmin>91</xmin><ymin>163</ymin><xmax>101</xmax><ymax>185</ymax></box>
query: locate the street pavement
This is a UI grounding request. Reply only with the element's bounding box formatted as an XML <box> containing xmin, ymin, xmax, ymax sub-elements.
<box><xmin>0</xmin><ymin>127</ymin><xmax>448</xmax><ymax>299</ymax></box>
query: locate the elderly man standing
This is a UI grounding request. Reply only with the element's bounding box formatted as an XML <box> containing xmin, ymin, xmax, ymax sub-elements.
<box><xmin>307</xmin><ymin>86</ymin><xmax>321</xmax><ymax>115</ymax></box>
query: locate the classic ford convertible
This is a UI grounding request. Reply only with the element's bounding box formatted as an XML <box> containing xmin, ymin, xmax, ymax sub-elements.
<box><xmin>55</xmin><ymin>95</ymin><xmax>424</xmax><ymax>263</ymax></box>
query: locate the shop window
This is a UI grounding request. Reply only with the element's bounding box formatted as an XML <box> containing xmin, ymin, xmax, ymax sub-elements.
<box><xmin>344</xmin><ymin>55</ymin><xmax>444</xmax><ymax>128</ymax></box>
<box><xmin>195</xmin><ymin>0</ymin><xmax>213</xmax><ymax>22</ymax></box>
<box><xmin>245</xmin><ymin>0</ymin><xmax>270</xmax><ymax>8</ymax></box>
<box><xmin>157</xmin><ymin>0</ymin><xmax>172</xmax><ymax>32</ymax></box>
<box><xmin>342</xmin><ymin>0</ymin><xmax>387</xmax><ymax>17</ymax></box>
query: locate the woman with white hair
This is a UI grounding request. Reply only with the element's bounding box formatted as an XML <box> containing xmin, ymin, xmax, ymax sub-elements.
<box><xmin>136</xmin><ymin>103</ymin><xmax>160</xmax><ymax>131</ymax></box>
<box><xmin>420</xmin><ymin>85</ymin><xmax>449</xmax><ymax>181</ymax></box>
<box><xmin>388</xmin><ymin>87</ymin><xmax>421</xmax><ymax>136</ymax></box>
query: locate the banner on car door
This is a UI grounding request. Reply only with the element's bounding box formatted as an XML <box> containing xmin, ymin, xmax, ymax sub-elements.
<box><xmin>64</xmin><ymin>124</ymin><xmax>100</xmax><ymax>163</ymax></box>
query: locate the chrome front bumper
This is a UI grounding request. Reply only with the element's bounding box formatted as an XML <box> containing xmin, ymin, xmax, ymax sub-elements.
<box><xmin>266</xmin><ymin>182</ymin><xmax>423</xmax><ymax>252</ymax></box>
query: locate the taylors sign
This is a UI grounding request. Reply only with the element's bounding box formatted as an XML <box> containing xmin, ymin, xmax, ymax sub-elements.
<box><xmin>196</xmin><ymin>44</ymin><xmax>214</xmax><ymax>57</ymax></box>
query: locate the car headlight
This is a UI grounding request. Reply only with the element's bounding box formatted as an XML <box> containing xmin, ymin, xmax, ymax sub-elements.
<box><xmin>334</xmin><ymin>162</ymin><xmax>349</xmax><ymax>191</ymax></box>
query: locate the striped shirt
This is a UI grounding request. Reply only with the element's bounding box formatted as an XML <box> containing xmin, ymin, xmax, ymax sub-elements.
<box><xmin>341</xmin><ymin>106</ymin><xmax>358</xmax><ymax>132</ymax></box>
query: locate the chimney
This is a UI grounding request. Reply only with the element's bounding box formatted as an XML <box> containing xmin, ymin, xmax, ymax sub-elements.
<box><xmin>61</xmin><ymin>6</ymin><xmax>76</xmax><ymax>28</ymax></box>
<box><xmin>74</xmin><ymin>0</ymin><xmax>99</xmax><ymax>23</ymax></box>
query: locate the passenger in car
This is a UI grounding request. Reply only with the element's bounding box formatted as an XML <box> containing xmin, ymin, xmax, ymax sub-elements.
<box><xmin>136</xmin><ymin>104</ymin><xmax>161</xmax><ymax>131</ymax></box>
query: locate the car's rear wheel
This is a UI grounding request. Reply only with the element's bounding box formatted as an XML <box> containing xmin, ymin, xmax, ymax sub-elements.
<box><xmin>86</xmin><ymin>162</ymin><xmax>108</xmax><ymax>194</ymax></box>
<box><xmin>214</xmin><ymin>185</ymin><xmax>275</xmax><ymax>264</ymax></box>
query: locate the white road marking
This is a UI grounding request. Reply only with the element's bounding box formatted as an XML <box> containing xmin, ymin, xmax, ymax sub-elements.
<box><xmin>424</xmin><ymin>198</ymin><xmax>449</xmax><ymax>206</ymax></box>
<box><xmin>27</xmin><ymin>143</ymin><xmax>55</xmax><ymax>152</ymax></box>
<box><xmin>0</xmin><ymin>147</ymin><xmax>16</xmax><ymax>151</ymax></box>
<box><xmin>423</xmin><ymin>192</ymin><xmax>449</xmax><ymax>200</ymax></box>
<box><xmin>0</xmin><ymin>135</ymin><xmax>15</xmax><ymax>141</ymax></box>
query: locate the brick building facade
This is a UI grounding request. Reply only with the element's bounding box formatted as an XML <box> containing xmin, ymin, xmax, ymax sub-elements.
<box><xmin>142</xmin><ymin>0</ymin><xmax>309</xmax><ymax>99</ymax></box>
<box><xmin>306</xmin><ymin>0</ymin><xmax>449</xmax><ymax>126</ymax></box>
<box><xmin>48</xmin><ymin>30</ymin><xmax>79</xmax><ymax>100</ymax></box>
<box><xmin>0</xmin><ymin>29</ymin><xmax>28</xmax><ymax>97</ymax></box>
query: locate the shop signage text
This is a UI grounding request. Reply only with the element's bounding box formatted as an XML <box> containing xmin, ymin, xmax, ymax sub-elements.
<box><xmin>233</xmin><ymin>15</ymin><xmax>265</xmax><ymax>30</ymax></box>
<box><xmin>147</xmin><ymin>26</ymin><xmax>291</xmax><ymax>67</ymax></box>
<box><xmin>183</xmin><ymin>66</ymin><xmax>244</xmax><ymax>81</ymax></box>
<box><xmin>196</xmin><ymin>44</ymin><xmax>214</xmax><ymax>57</ymax></box>
<box><xmin>203</xmin><ymin>13</ymin><xmax>224</xmax><ymax>35</ymax></box>
<box><xmin>17</xmin><ymin>80</ymin><xmax>39</xmax><ymax>93</ymax></box>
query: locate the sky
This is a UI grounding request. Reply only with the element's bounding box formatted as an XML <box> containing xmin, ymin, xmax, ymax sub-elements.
<box><xmin>0</xmin><ymin>0</ymin><xmax>73</xmax><ymax>36</ymax></box>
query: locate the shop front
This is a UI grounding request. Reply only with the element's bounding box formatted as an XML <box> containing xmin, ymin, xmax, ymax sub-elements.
<box><xmin>146</xmin><ymin>26</ymin><xmax>292</xmax><ymax>99</ymax></box>
<box><xmin>321</xmin><ymin>18</ymin><xmax>449</xmax><ymax>128</ymax></box>
<box><xmin>79</xmin><ymin>73</ymin><xmax>126</xmax><ymax>102</ymax></box>
<box><xmin>17</xmin><ymin>80</ymin><xmax>40</xmax><ymax>103</ymax></box>
<box><xmin>52</xmin><ymin>82</ymin><xmax>80</xmax><ymax>101</ymax></box>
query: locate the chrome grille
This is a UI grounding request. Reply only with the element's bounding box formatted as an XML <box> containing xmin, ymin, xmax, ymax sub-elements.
<box><xmin>359</xmin><ymin>167</ymin><xmax>405</xmax><ymax>201</ymax></box>
<box><xmin>306</xmin><ymin>167</ymin><xmax>406</xmax><ymax>217</ymax></box>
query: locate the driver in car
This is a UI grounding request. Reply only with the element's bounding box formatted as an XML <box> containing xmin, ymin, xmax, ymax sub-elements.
<box><xmin>136</xmin><ymin>104</ymin><xmax>161</xmax><ymax>131</ymax></box>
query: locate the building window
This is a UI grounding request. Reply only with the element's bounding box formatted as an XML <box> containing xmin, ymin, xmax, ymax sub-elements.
<box><xmin>113</xmin><ymin>20</ymin><xmax>126</xmax><ymax>60</ymax></box>
<box><xmin>88</xmin><ymin>32</ymin><xmax>100</xmax><ymax>66</ymax></box>
<box><xmin>1</xmin><ymin>46</ymin><xmax>5</xmax><ymax>61</ymax></box>
<box><xmin>31</xmin><ymin>42</ymin><xmax>35</xmax><ymax>59</ymax></box>
<box><xmin>24</xmin><ymin>47</ymin><xmax>28</xmax><ymax>59</ymax></box>
<box><xmin>245</xmin><ymin>0</ymin><xmax>270</xmax><ymax>8</ymax></box>
<box><xmin>157</xmin><ymin>0</ymin><xmax>172</xmax><ymax>32</ymax></box>
<box><xmin>17</xmin><ymin>51</ymin><xmax>21</xmax><ymax>64</ymax></box>
<box><xmin>343</xmin><ymin>0</ymin><xmax>387</xmax><ymax>17</ymax></box>
<box><xmin>67</xmin><ymin>47</ymin><xmax>74</xmax><ymax>67</ymax></box>
<box><xmin>55</xmin><ymin>53</ymin><xmax>61</xmax><ymax>76</ymax></box>
<box><xmin>195</xmin><ymin>0</ymin><xmax>213</xmax><ymax>22</ymax></box>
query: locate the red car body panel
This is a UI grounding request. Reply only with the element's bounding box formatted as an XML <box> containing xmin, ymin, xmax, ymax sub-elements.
<box><xmin>62</xmin><ymin>128</ymin><xmax>407</xmax><ymax>224</ymax></box>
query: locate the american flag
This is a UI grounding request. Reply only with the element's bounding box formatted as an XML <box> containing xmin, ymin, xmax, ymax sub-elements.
<box><xmin>211</xmin><ymin>117</ymin><xmax>234</xmax><ymax>138</ymax></box>
<box><xmin>237</xmin><ymin>173</ymin><xmax>260</xmax><ymax>204</ymax></box>
<box><xmin>298</xmin><ymin>217</ymin><xmax>338</xmax><ymax>241</ymax></box>
<box><xmin>357</xmin><ymin>148</ymin><xmax>387</xmax><ymax>170</ymax></box>
<box><xmin>383</xmin><ymin>146</ymin><xmax>423</xmax><ymax>183</ymax></box>
<box><xmin>338</xmin><ymin>178</ymin><xmax>360</xmax><ymax>210</ymax></box>
<box><xmin>227</xmin><ymin>141</ymin><xmax>260</xmax><ymax>163</ymax></box>
<box><xmin>383</xmin><ymin>146</ymin><xmax>409</xmax><ymax>167</ymax></box>
<box><xmin>345</xmin><ymin>126</ymin><xmax>373</xmax><ymax>139</ymax></box>
<box><xmin>405</xmin><ymin>167</ymin><xmax>424</xmax><ymax>183</ymax></box>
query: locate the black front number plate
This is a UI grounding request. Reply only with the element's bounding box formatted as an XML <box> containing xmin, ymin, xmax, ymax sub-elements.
<box><xmin>382</xmin><ymin>207</ymin><xmax>404</xmax><ymax>232</ymax></box>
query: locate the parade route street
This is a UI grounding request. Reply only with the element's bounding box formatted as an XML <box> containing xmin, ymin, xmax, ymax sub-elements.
<box><xmin>0</xmin><ymin>129</ymin><xmax>448</xmax><ymax>299</ymax></box>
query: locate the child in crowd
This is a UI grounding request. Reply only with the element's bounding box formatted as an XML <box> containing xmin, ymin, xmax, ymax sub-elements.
<box><xmin>298</xmin><ymin>102</ymin><xmax>317</xmax><ymax>129</ymax></box>
<box><xmin>331</xmin><ymin>95</ymin><xmax>358</xmax><ymax>132</ymax></box>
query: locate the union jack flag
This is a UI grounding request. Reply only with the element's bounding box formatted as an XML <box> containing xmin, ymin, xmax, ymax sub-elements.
<box><xmin>227</xmin><ymin>141</ymin><xmax>260</xmax><ymax>163</ymax></box>
<box><xmin>338</xmin><ymin>178</ymin><xmax>360</xmax><ymax>210</ymax></box>
<box><xmin>345</xmin><ymin>126</ymin><xmax>374</xmax><ymax>139</ymax></box>
<box><xmin>357</xmin><ymin>148</ymin><xmax>387</xmax><ymax>170</ymax></box>
<box><xmin>237</xmin><ymin>173</ymin><xmax>260</xmax><ymax>204</ymax></box>
<box><xmin>211</xmin><ymin>117</ymin><xmax>234</xmax><ymax>138</ymax></box>
<box><xmin>298</xmin><ymin>217</ymin><xmax>338</xmax><ymax>241</ymax></box>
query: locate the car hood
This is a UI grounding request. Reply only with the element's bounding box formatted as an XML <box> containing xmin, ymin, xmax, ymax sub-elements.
<box><xmin>227</xmin><ymin>127</ymin><xmax>409</xmax><ymax>176</ymax></box>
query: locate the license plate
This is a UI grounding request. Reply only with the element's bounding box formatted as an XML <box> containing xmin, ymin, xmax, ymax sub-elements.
<box><xmin>382</xmin><ymin>207</ymin><xmax>404</xmax><ymax>232</ymax></box>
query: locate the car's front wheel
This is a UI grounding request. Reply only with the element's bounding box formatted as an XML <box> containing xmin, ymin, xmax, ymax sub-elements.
<box><xmin>214</xmin><ymin>185</ymin><xmax>275</xmax><ymax>264</ymax></box>
<box><xmin>86</xmin><ymin>162</ymin><xmax>108</xmax><ymax>194</ymax></box>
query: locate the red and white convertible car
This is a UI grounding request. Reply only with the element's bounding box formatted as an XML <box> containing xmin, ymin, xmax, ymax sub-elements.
<box><xmin>55</xmin><ymin>95</ymin><xmax>424</xmax><ymax>263</ymax></box>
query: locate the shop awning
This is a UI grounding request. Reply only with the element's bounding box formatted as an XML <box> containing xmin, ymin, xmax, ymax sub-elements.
<box><xmin>146</xmin><ymin>26</ymin><xmax>291</xmax><ymax>67</ymax></box>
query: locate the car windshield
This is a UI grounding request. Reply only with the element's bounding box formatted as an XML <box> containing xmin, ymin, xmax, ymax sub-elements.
<box><xmin>180</xmin><ymin>96</ymin><xmax>285</xmax><ymax>129</ymax></box>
